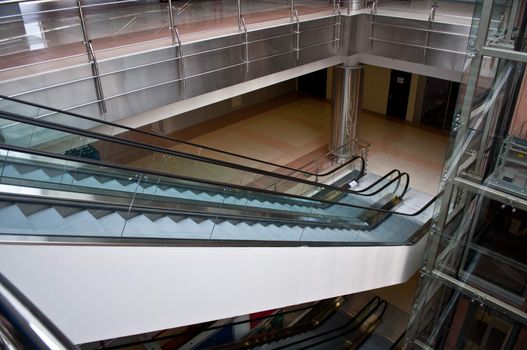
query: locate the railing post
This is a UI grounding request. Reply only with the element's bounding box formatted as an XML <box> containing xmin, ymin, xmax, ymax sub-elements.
<box><xmin>293</xmin><ymin>9</ymin><xmax>300</xmax><ymax>60</ymax></box>
<box><xmin>76</xmin><ymin>0</ymin><xmax>106</xmax><ymax>114</ymax></box>
<box><xmin>168</xmin><ymin>0</ymin><xmax>176</xmax><ymax>45</ymax></box>
<box><xmin>174</xmin><ymin>27</ymin><xmax>186</xmax><ymax>89</ymax></box>
<box><xmin>240</xmin><ymin>16</ymin><xmax>249</xmax><ymax>74</ymax></box>
<box><xmin>237</xmin><ymin>0</ymin><xmax>242</xmax><ymax>30</ymax></box>
<box><xmin>290</xmin><ymin>0</ymin><xmax>295</xmax><ymax>22</ymax></box>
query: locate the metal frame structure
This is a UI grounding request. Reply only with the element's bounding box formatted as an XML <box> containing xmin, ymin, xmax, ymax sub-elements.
<box><xmin>406</xmin><ymin>0</ymin><xmax>527</xmax><ymax>347</ymax></box>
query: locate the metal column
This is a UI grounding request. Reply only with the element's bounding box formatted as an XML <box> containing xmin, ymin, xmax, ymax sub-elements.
<box><xmin>330</xmin><ymin>65</ymin><xmax>363</xmax><ymax>158</ymax></box>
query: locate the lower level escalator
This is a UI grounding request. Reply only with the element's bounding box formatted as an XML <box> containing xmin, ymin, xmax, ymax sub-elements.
<box><xmin>85</xmin><ymin>296</ymin><xmax>389</xmax><ymax>350</ymax></box>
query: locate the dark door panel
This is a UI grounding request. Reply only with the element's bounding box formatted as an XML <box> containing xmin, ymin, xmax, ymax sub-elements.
<box><xmin>387</xmin><ymin>70</ymin><xmax>412</xmax><ymax>119</ymax></box>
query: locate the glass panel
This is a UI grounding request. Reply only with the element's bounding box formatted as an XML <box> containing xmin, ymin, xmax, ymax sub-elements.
<box><xmin>410</xmin><ymin>283</ymin><xmax>524</xmax><ymax>350</ymax></box>
<box><xmin>82</xmin><ymin>0</ymin><xmax>171</xmax><ymax>51</ymax></box>
<box><xmin>174</xmin><ymin>0</ymin><xmax>239</xmax><ymax>36</ymax></box>
<box><xmin>0</xmin><ymin>0</ymin><xmax>86</xmax><ymax>70</ymax></box>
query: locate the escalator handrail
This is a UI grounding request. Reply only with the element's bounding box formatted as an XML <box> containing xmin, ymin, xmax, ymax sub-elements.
<box><xmin>0</xmin><ymin>109</ymin><xmax>375</xmax><ymax>198</ymax></box>
<box><xmin>302</xmin><ymin>300</ymin><xmax>388</xmax><ymax>349</ymax></box>
<box><xmin>209</xmin><ymin>297</ymin><xmax>348</xmax><ymax>350</ymax></box>
<box><xmin>354</xmin><ymin>171</ymin><xmax>410</xmax><ymax>198</ymax></box>
<box><xmin>272</xmin><ymin>297</ymin><xmax>384</xmax><ymax>349</ymax></box>
<box><xmin>352</xmin><ymin>169</ymin><xmax>402</xmax><ymax>193</ymax></box>
<box><xmin>94</xmin><ymin>301</ymin><xmax>325</xmax><ymax>349</ymax></box>
<box><xmin>0</xmin><ymin>142</ymin><xmax>439</xmax><ymax>218</ymax></box>
<box><xmin>0</xmin><ymin>272</ymin><xmax>78</xmax><ymax>350</ymax></box>
<box><xmin>0</xmin><ymin>94</ymin><xmax>363</xmax><ymax>179</ymax></box>
<box><xmin>389</xmin><ymin>331</ymin><xmax>406</xmax><ymax>350</ymax></box>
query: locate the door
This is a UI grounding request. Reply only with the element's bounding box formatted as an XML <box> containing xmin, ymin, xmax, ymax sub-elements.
<box><xmin>387</xmin><ymin>70</ymin><xmax>412</xmax><ymax>119</ymax></box>
<box><xmin>298</xmin><ymin>68</ymin><xmax>327</xmax><ymax>98</ymax></box>
<box><xmin>420</xmin><ymin>77</ymin><xmax>460</xmax><ymax>131</ymax></box>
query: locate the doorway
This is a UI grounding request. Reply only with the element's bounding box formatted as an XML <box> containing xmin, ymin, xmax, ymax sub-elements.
<box><xmin>298</xmin><ymin>68</ymin><xmax>327</xmax><ymax>99</ymax></box>
<box><xmin>420</xmin><ymin>77</ymin><xmax>460</xmax><ymax>131</ymax></box>
<box><xmin>387</xmin><ymin>70</ymin><xmax>412</xmax><ymax>119</ymax></box>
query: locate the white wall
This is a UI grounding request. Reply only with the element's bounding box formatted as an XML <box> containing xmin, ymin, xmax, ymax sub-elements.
<box><xmin>0</xmin><ymin>237</ymin><xmax>426</xmax><ymax>344</ymax></box>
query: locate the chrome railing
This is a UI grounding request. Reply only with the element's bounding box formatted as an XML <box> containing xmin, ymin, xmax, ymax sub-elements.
<box><xmin>0</xmin><ymin>272</ymin><xmax>78</xmax><ymax>350</ymax></box>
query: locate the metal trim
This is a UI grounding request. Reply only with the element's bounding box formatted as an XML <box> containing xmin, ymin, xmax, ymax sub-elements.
<box><xmin>481</xmin><ymin>46</ymin><xmax>527</xmax><ymax>63</ymax></box>
<box><xmin>453</xmin><ymin>177</ymin><xmax>527</xmax><ymax>211</ymax></box>
<box><xmin>431</xmin><ymin>270</ymin><xmax>527</xmax><ymax>324</ymax></box>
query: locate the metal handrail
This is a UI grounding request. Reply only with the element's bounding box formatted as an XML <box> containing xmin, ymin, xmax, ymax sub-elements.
<box><xmin>0</xmin><ymin>109</ymin><xmax>371</xmax><ymax>200</ymax></box>
<box><xmin>0</xmin><ymin>94</ymin><xmax>360</xmax><ymax>182</ymax></box>
<box><xmin>0</xmin><ymin>272</ymin><xmax>78</xmax><ymax>350</ymax></box>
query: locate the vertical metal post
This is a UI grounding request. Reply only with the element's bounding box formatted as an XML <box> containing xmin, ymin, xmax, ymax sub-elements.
<box><xmin>290</xmin><ymin>0</ymin><xmax>295</xmax><ymax>22</ymax></box>
<box><xmin>168</xmin><ymin>0</ymin><xmax>176</xmax><ymax>45</ymax></box>
<box><xmin>334</xmin><ymin>2</ymin><xmax>341</xmax><ymax>49</ymax></box>
<box><xmin>453</xmin><ymin>0</ymin><xmax>494</xmax><ymax>148</ymax></box>
<box><xmin>423</xmin><ymin>2</ymin><xmax>437</xmax><ymax>63</ymax></box>
<box><xmin>240</xmin><ymin>16</ymin><xmax>249</xmax><ymax>74</ymax></box>
<box><xmin>506</xmin><ymin>0</ymin><xmax>519</xmax><ymax>41</ymax></box>
<box><xmin>76</xmin><ymin>0</ymin><xmax>106</xmax><ymax>114</ymax></box>
<box><xmin>237</xmin><ymin>0</ymin><xmax>242</xmax><ymax>30</ymax></box>
<box><xmin>174</xmin><ymin>27</ymin><xmax>186</xmax><ymax>89</ymax></box>
<box><xmin>292</xmin><ymin>9</ymin><xmax>300</xmax><ymax>60</ymax></box>
<box><xmin>76</xmin><ymin>0</ymin><xmax>91</xmax><ymax>60</ymax></box>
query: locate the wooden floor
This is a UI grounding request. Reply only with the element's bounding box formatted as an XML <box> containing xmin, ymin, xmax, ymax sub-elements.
<box><xmin>166</xmin><ymin>95</ymin><xmax>449</xmax><ymax>195</ymax></box>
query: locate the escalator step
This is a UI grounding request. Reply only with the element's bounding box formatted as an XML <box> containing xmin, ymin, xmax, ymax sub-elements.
<box><xmin>122</xmin><ymin>214</ymin><xmax>157</xmax><ymax>238</ymax></box>
<box><xmin>17</xmin><ymin>203</ymin><xmax>49</xmax><ymax>216</ymax></box>
<box><xmin>158</xmin><ymin>217</ymin><xmax>215</xmax><ymax>239</ymax></box>
<box><xmin>8</xmin><ymin>163</ymin><xmax>38</xmax><ymax>175</ymax></box>
<box><xmin>2</xmin><ymin>164</ymin><xmax>22</xmax><ymax>178</ymax></box>
<box><xmin>97</xmin><ymin>212</ymin><xmax>126</xmax><ymax>235</ymax></box>
<box><xmin>27</xmin><ymin>207</ymin><xmax>76</xmax><ymax>235</ymax></box>
<box><xmin>64</xmin><ymin>210</ymin><xmax>110</xmax><ymax>236</ymax></box>
<box><xmin>0</xmin><ymin>205</ymin><xmax>35</xmax><ymax>234</ymax></box>
<box><xmin>54</xmin><ymin>206</ymin><xmax>86</xmax><ymax>218</ymax></box>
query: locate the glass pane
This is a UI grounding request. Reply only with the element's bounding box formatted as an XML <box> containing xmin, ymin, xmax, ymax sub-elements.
<box><xmin>0</xmin><ymin>0</ymin><xmax>86</xmax><ymax>70</ymax></box>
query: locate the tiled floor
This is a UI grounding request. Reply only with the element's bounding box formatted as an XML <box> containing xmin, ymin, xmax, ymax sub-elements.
<box><xmin>171</xmin><ymin>95</ymin><xmax>449</xmax><ymax>196</ymax></box>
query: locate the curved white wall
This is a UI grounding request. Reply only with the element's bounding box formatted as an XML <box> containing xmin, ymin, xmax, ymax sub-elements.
<box><xmin>0</xmin><ymin>237</ymin><xmax>426</xmax><ymax>344</ymax></box>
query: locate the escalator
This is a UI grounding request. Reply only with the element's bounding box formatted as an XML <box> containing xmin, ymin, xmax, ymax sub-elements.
<box><xmin>0</xmin><ymin>94</ymin><xmax>369</xmax><ymax>194</ymax></box>
<box><xmin>252</xmin><ymin>297</ymin><xmax>387</xmax><ymax>349</ymax></box>
<box><xmin>0</xmin><ymin>145</ymin><xmax>428</xmax><ymax>242</ymax></box>
<box><xmin>0</xmin><ymin>94</ymin><xmax>409</xmax><ymax>205</ymax></box>
<box><xmin>0</xmin><ymin>97</ymin><xmax>436</xmax><ymax>344</ymax></box>
<box><xmin>0</xmin><ymin>97</ymin><xmax>436</xmax><ymax>242</ymax></box>
<box><xmin>90</xmin><ymin>296</ymin><xmax>387</xmax><ymax>350</ymax></box>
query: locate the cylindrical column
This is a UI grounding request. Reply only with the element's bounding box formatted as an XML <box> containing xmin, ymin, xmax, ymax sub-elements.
<box><xmin>330</xmin><ymin>65</ymin><xmax>363</xmax><ymax>158</ymax></box>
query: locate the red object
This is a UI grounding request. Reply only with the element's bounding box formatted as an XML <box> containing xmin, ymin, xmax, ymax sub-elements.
<box><xmin>250</xmin><ymin>309</ymin><xmax>275</xmax><ymax>329</ymax></box>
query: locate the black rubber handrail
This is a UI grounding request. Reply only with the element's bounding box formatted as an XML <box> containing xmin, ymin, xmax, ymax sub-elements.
<box><xmin>389</xmin><ymin>331</ymin><xmax>406</xmax><ymax>350</ymax></box>
<box><xmin>302</xmin><ymin>300</ymin><xmax>388</xmax><ymax>349</ymax></box>
<box><xmin>353</xmin><ymin>169</ymin><xmax>405</xmax><ymax>194</ymax></box>
<box><xmin>95</xmin><ymin>299</ymin><xmax>335</xmax><ymax>349</ymax></box>
<box><xmin>0</xmin><ymin>142</ymin><xmax>439</xmax><ymax>217</ymax></box>
<box><xmin>0</xmin><ymin>110</ymin><xmax>374</xmax><ymax>199</ymax></box>
<box><xmin>355</xmin><ymin>171</ymin><xmax>410</xmax><ymax>198</ymax></box>
<box><xmin>272</xmin><ymin>297</ymin><xmax>384</xmax><ymax>349</ymax></box>
<box><xmin>0</xmin><ymin>109</ymin><xmax>411</xmax><ymax>207</ymax></box>
<box><xmin>0</xmin><ymin>94</ymin><xmax>362</xmax><ymax>179</ymax></box>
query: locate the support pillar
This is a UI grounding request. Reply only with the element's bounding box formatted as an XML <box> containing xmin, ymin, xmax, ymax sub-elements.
<box><xmin>330</xmin><ymin>65</ymin><xmax>363</xmax><ymax>159</ymax></box>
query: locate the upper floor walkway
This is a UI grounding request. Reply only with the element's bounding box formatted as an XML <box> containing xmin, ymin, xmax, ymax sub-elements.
<box><xmin>0</xmin><ymin>0</ymin><xmax>477</xmax><ymax>127</ymax></box>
